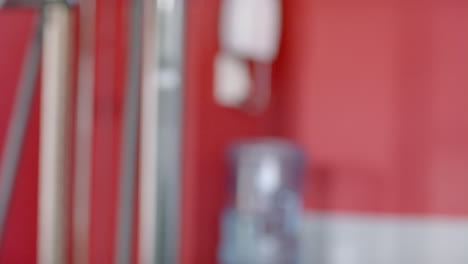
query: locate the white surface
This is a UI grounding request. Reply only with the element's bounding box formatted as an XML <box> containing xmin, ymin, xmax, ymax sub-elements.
<box><xmin>301</xmin><ymin>213</ymin><xmax>468</xmax><ymax>264</ymax></box>
<box><xmin>214</xmin><ymin>53</ymin><xmax>251</xmax><ymax>107</ymax></box>
<box><xmin>257</xmin><ymin>155</ymin><xmax>281</xmax><ymax>194</ymax></box>
<box><xmin>220</xmin><ymin>0</ymin><xmax>281</xmax><ymax>62</ymax></box>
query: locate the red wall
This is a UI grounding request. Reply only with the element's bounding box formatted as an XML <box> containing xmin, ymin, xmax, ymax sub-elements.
<box><xmin>276</xmin><ymin>0</ymin><xmax>468</xmax><ymax>215</ymax></box>
<box><xmin>182</xmin><ymin>0</ymin><xmax>468</xmax><ymax>263</ymax></box>
<box><xmin>89</xmin><ymin>0</ymin><xmax>128</xmax><ymax>262</ymax></box>
<box><xmin>0</xmin><ymin>10</ymin><xmax>39</xmax><ymax>264</ymax></box>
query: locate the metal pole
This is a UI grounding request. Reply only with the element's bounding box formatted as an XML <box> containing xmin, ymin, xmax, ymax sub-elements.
<box><xmin>73</xmin><ymin>0</ymin><xmax>96</xmax><ymax>262</ymax></box>
<box><xmin>138</xmin><ymin>0</ymin><xmax>159</xmax><ymax>262</ymax></box>
<box><xmin>37</xmin><ymin>3</ymin><xmax>71</xmax><ymax>264</ymax></box>
<box><xmin>155</xmin><ymin>0</ymin><xmax>185</xmax><ymax>263</ymax></box>
<box><xmin>115</xmin><ymin>0</ymin><xmax>143</xmax><ymax>263</ymax></box>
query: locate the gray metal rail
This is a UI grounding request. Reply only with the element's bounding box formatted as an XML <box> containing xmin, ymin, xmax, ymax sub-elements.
<box><xmin>154</xmin><ymin>0</ymin><xmax>185</xmax><ymax>263</ymax></box>
<box><xmin>114</xmin><ymin>0</ymin><xmax>144</xmax><ymax>263</ymax></box>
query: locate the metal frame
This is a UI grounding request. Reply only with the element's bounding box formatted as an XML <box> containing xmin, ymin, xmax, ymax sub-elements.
<box><xmin>0</xmin><ymin>1</ymin><xmax>186</xmax><ymax>263</ymax></box>
<box><xmin>0</xmin><ymin>3</ymin><xmax>74</xmax><ymax>263</ymax></box>
<box><xmin>137</xmin><ymin>0</ymin><xmax>186</xmax><ymax>263</ymax></box>
<box><xmin>138</xmin><ymin>0</ymin><xmax>159</xmax><ymax>262</ymax></box>
<box><xmin>154</xmin><ymin>0</ymin><xmax>185</xmax><ymax>263</ymax></box>
<box><xmin>115</xmin><ymin>0</ymin><xmax>144</xmax><ymax>263</ymax></box>
<box><xmin>38</xmin><ymin>3</ymin><xmax>72</xmax><ymax>264</ymax></box>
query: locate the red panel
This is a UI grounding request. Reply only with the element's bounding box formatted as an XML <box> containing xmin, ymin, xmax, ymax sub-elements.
<box><xmin>0</xmin><ymin>10</ymin><xmax>39</xmax><ymax>264</ymax></box>
<box><xmin>276</xmin><ymin>0</ymin><xmax>468</xmax><ymax>215</ymax></box>
<box><xmin>276</xmin><ymin>0</ymin><xmax>402</xmax><ymax>213</ymax></box>
<box><xmin>423</xmin><ymin>1</ymin><xmax>468</xmax><ymax>214</ymax></box>
<box><xmin>182</xmin><ymin>0</ymin><xmax>468</xmax><ymax>263</ymax></box>
<box><xmin>66</xmin><ymin>9</ymin><xmax>80</xmax><ymax>264</ymax></box>
<box><xmin>89</xmin><ymin>0</ymin><xmax>128</xmax><ymax>262</ymax></box>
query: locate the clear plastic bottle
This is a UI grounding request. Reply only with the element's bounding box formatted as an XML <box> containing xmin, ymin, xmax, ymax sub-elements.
<box><xmin>219</xmin><ymin>139</ymin><xmax>305</xmax><ymax>264</ymax></box>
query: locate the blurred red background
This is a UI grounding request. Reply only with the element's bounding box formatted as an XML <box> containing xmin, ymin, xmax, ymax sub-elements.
<box><xmin>1</xmin><ymin>0</ymin><xmax>467</xmax><ymax>264</ymax></box>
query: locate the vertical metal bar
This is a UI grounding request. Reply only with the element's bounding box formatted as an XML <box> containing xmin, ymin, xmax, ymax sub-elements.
<box><xmin>138</xmin><ymin>0</ymin><xmax>159</xmax><ymax>262</ymax></box>
<box><xmin>73</xmin><ymin>0</ymin><xmax>96</xmax><ymax>262</ymax></box>
<box><xmin>155</xmin><ymin>0</ymin><xmax>185</xmax><ymax>263</ymax></box>
<box><xmin>0</xmin><ymin>12</ymin><xmax>43</xmax><ymax>243</ymax></box>
<box><xmin>115</xmin><ymin>0</ymin><xmax>143</xmax><ymax>263</ymax></box>
<box><xmin>38</xmin><ymin>3</ymin><xmax>71</xmax><ymax>264</ymax></box>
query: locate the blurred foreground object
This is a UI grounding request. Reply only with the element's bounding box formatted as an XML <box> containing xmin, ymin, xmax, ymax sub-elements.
<box><xmin>38</xmin><ymin>2</ymin><xmax>72</xmax><ymax>264</ymax></box>
<box><xmin>220</xmin><ymin>139</ymin><xmax>305</xmax><ymax>264</ymax></box>
<box><xmin>214</xmin><ymin>0</ymin><xmax>281</xmax><ymax>113</ymax></box>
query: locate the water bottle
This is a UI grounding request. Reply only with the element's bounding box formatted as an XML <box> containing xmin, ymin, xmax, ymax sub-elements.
<box><xmin>219</xmin><ymin>138</ymin><xmax>305</xmax><ymax>264</ymax></box>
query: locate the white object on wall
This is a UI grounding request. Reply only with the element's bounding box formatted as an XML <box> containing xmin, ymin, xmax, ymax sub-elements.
<box><xmin>220</xmin><ymin>0</ymin><xmax>282</xmax><ymax>63</ymax></box>
<box><xmin>215</xmin><ymin>0</ymin><xmax>281</xmax><ymax>111</ymax></box>
<box><xmin>214</xmin><ymin>52</ymin><xmax>251</xmax><ymax>108</ymax></box>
